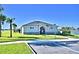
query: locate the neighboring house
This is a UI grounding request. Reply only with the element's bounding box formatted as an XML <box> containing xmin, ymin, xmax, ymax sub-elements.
<box><xmin>20</xmin><ymin>21</ymin><xmax>59</xmax><ymax>34</ymax></box>
<box><xmin>70</xmin><ymin>28</ymin><xmax>79</xmax><ymax>35</ymax></box>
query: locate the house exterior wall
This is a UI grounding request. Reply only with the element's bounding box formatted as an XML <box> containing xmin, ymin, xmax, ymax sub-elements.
<box><xmin>21</xmin><ymin>21</ymin><xmax>59</xmax><ymax>34</ymax></box>
<box><xmin>23</xmin><ymin>25</ymin><xmax>39</xmax><ymax>34</ymax></box>
<box><xmin>71</xmin><ymin>30</ymin><xmax>79</xmax><ymax>35</ymax></box>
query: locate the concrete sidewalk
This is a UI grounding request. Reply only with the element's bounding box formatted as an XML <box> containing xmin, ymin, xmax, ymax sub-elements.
<box><xmin>0</xmin><ymin>41</ymin><xmax>35</xmax><ymax>45</ymax></box>
<box><xmin>0</xmin><ymin>41</ymin><xmax>25</xmax><ymax>45</ymax></box>
<box><xmin>0</xmin><ymin>38</ymin><xmax>79</xmax><ymax>45</ymax></box>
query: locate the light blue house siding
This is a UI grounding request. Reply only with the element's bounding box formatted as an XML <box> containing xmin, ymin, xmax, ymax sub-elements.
<box><xmin>20</xmin><ymin>21</ymin><xmax>59</xmax><ymax>34</ymax></box>
<box><xmin>71</xmin><ymin>29</ymin><xmax>79</xmax><ymax>35</ymax></box>
<box><xmin>23</xmin><ymin>25</ymin><xmax>39</xmax><ymax>34</ymax></box>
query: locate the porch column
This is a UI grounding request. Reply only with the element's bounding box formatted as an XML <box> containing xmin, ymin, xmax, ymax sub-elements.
<box><xmin>22</xmin><ymin>27</ymin><xmax>24</xmax><ymax>34</ymax></box>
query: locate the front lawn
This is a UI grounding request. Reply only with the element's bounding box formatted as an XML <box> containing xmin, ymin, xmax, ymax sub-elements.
<box><xmin>0</xmin><ymin>30</ymin><xmax>67</xmax><ymax>42</ymax></box>
<box><xmin>0</xmin><ymin>30</ymin><xmax>37</xmax><ymax>42</ymax></box>
<box><xmin>0</xmin><ymin>43</ymin><xmax>32</xmax><ymax>54</ymax></box>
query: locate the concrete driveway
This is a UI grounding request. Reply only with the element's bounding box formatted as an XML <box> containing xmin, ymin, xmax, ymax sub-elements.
<box><xmin>29</xmin><ymin>41</ymin><xmax>79</xmax><ymax>54</ymax></box>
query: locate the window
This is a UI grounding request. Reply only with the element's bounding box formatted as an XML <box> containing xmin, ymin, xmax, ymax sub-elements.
<box><xmin>50</xmin><ymin>27</ymin><xmax>53</xmax><ymax>29</ymax></box>
<box><xmin>30</xmin><ymin>27</ymin><xmax>34</xmax><ymax>29</ymax></box>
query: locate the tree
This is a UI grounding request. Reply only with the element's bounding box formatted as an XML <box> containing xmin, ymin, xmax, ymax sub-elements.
<box><xmin>12</xmin><ymin>23</ymin><xmax>17</xmax><ymax>32</ymax></box>
<box><xmin>6</xmin><ymin>17</ymin><xmax>15</xmax><ymax>37</ymax></box>
<box><xmin>0</xmin><ymin>5</ymin><xmax>4</xmax><ymax>13</ymax></box>
<box><xmin>60</xmin><ymin>27</ymin><xmax>71</xmax><ymax>36</ymax></box>
<box><xmin>77</xmin><ymin>28</ymin><xmax>79</xmax><ymax>30</ymax></box>
<box><xmin>0</xmin><ymin>5</ymin><xmax>6</xmax><ymax>37</ymax></box>
<box><xmin>0</xmin><ymin>14</ymin><xmax>6</xmax><ymax>37</ymax></box>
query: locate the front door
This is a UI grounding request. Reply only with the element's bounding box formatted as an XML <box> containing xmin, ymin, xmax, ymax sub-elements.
<box><xmin>40</xmin><ymin>26</ymin><xmax>45</xmax><ymax>34</ymax></box>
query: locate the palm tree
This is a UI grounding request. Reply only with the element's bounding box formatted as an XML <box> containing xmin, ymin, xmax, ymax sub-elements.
<box><xmin>0</xmin><ymin>14</ymin><xmax>6</xmax><ymax>37</ymax></box>
<box><xmin>0</xmin><ymin>5</ymin><xmax>6</xmax><ymax>37</ymax></box>
<box><xmin>6</xmin><ymin>17</ymin><xmax>15</xmax><ymax>37</ymax></box>
<box><xmin>0</xmin><ymin>5</ymin><xmax>4</xmax><ymax>14</ymax></box>
<box><xmin>12</xmin><ymin>23</ymin><xmax>17</xmax><ymax>32</ymax></box>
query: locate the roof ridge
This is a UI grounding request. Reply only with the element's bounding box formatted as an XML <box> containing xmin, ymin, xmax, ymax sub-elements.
<box><xmin>21</xmin><ymin>21</ymin><xmax>58</xmax><ymax>27</ymax></box>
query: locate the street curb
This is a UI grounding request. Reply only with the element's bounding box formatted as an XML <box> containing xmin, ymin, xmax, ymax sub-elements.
<box><xmin>26</xmin><ymin>43</ymin><xmax>37</xmax><ymax>54</ymax></box>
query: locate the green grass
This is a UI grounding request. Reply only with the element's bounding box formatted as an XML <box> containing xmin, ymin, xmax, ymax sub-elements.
<box><xmin>68</xmin><ymin>35</ymin><xmax>79</xmax><ymax>38</ymax></box>
<box><xmin>0</xmin><ymin>43</ymin><xmax>32</xmax><ymax>54</ymax></box>
<box><xmin>0</xmin><ymin>30</ymin><xmax>37</xmax><ymax>42</ymax></box>
<box><xmin>0</xmin><ymin>30</ymin><xmax>67</xmax><ymax>42</ymax></box>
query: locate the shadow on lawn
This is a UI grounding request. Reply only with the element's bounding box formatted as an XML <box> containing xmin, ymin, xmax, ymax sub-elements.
<box><xmin>1</xmin><ymin>36</ymin><xmax>38</xmax><ymax>39</ymax></box>
<box><xmin>0</xmin><ymin>36</ymin><xmax>38</xmax><ymax>43</ymax></box>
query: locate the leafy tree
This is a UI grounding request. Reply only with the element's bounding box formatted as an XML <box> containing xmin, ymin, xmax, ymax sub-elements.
<box><xmin>60</xmin><ymin>27</ymin><xmax>72</xmax><ymax>36</ymax></box>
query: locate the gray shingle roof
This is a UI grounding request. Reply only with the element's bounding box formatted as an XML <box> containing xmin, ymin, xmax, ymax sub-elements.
<box><xmin>21</xmin><ymin>21</ymin><xmax>58</xmax><ymax>27</ymax></box>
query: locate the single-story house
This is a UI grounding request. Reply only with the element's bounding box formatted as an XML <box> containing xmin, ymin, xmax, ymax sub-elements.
<box><xmin>20</xmin><ymin>21</ymin><xmax>59</xmax><ymax>34</ymax></box>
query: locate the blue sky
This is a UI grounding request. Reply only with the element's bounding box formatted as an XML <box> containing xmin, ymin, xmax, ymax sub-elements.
<box><xmin>2</xmin><ymin>4</ymin><xmax>79</xmax><ymax>29</ymax></box>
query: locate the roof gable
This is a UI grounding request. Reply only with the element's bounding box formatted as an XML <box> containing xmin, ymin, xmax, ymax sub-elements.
<box><xmin>21</xmin><ymin>21</ymin><xmax>58</xmax><ymax>27</ymax></box>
